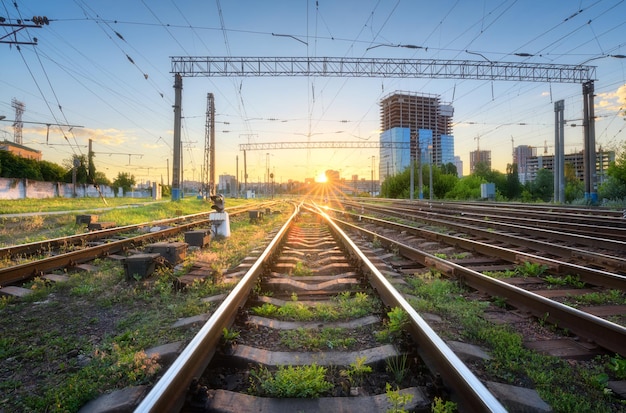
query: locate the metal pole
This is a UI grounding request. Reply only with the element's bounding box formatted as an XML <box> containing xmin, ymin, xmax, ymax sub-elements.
<box><xmin>554</xmin><ymin>100</ymin><xmax>565</xmax><ymax>203</ymax></box>
<box><xmin>371</xmin><ymin>155</ymin><xmax>375</xmax><ymax>196</ymax></box>
<box><xmin>582</xmin><ymin>81</ymin><xmax>597</xmax><ymax>202</ymax></box>
<box><xmin>266</xmin><ymin>153</ymin><xmax>270</xmax><ymax>197</ymax></box>
<box><xmin>418</xmin><ymin>145</ymin><xmax>423</xmax><ymax>199</ymax></box>
<box><xmin>243</xmin><ymin>150</ymin><xmax>247</xmax><ymax>197</ymax></box>
<box><xmin>588</xmin><ymin>81</ymin><xmax>597</xmax><ymax>203</ymax></box>
<box><xmin>172</xmin><ymin>74</ymin><xmax>183</xmax><ymax>200</ymax></box>
<box><xmin>208</xmin><ymin>93</ymin><xmax>216</xmax><ymax>197</ymax></box>
<box><xmin>410</xmin><ymin>155</ymin><xmax>414</xmax><ymax>200</ymax></box>
<box><xmin>429</xmin><ymin>146</ymin><xmax>433</xmax><ymax>200</ymax></box>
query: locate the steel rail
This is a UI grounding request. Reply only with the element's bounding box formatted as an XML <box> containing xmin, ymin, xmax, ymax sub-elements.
<box><xmin>331</xmin><ymin>215</ymin><xmax>626</xmax><ymax>357</ymax></box>
<box><xmin>0</xmin><ymin>203</ymin><xmax>263</xmax><ymax>260</ymax></box>
<box><xmin>0</xmin><ymin>217</ymin><xmax>210</xmax><ymax>286</ymax></box>
<box><xmin>366</xmin><ymin>198</ymin><xmax>626</xmax><ymax>220</ymax></box>
<box><xmin>134</xmin><ymin>203</ymin><xmax>300</xmax><ymax>412</ymax></box>
<box><xmin>372</xmin><ymin>201</ymin><xmax>626</xmax><ymax>246</ymax></box>
<box><xmin>343</xmin><ymin>201</ymin><xmax>626</xmax><ymax>268</ymax></box>
<box><xmin>336</xmin><ymin>204</ymin><xmax>626</xmax><ymax>290</ymax></box>
<box><xmin>304</xmin><ymin>204</ymin><xmax>508</xmax><ymax>412</ymax></box>
<box><xmin>0</xmin><ymin>204</ymin><xmax>269</xmax><ymax>287</ymax></box>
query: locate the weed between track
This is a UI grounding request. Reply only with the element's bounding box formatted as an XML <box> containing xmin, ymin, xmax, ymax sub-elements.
<box><xmin>0</xmin><ymin>199</ymin><xmax>287</xmax><ymax>412</ymax></box>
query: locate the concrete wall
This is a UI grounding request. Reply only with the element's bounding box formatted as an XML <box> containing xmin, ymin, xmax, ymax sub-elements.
<box><xmin>0</xmin><ymin>177</ymin><xmax>127</xmax><ymax>200</ymax></box>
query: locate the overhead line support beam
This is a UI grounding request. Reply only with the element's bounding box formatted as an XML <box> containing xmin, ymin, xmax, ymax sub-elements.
<box><xmin>171</xmin><ymin>57</ymin><xmax>595</xmax><ymax>83</ymax></box>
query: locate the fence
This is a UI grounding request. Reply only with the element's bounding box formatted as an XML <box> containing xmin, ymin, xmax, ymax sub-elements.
<box><xmin>0</xmin><ymin>177</ymin><xmax>157</xmax><ymax>200</ymax></box>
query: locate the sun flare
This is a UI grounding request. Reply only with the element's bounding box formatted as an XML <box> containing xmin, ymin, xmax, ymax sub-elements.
<box><xmin>315</xmin><ymin>172</ymin><xmax>328</xmax><ymax>183</ymax></box>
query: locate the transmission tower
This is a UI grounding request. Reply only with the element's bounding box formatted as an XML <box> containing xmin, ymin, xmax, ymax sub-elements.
<box><xmin>11</xmin><ymin>98</ymin><xmax>24</xmax><ymax>145</ymax></box>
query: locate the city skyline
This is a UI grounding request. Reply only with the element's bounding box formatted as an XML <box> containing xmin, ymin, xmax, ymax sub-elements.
<box><xmin>1</xmin><ymin>1</ymin><xmax>624</xmax><ymax>185</ymax></box>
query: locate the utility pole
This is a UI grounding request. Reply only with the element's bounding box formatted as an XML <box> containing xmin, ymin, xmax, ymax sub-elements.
<box><xmin>203</xmin><ymin>93</ymin><xmax>215</xmax><ymax>198</ymax></box>
<box><xmin>172</xmin><ymin>74</ymin><xmax>182</xmax><ymax>200</ymax></box>
<box><xmin>266</xmin><ymin>153</ymin><xmax>270</xmax><ymax>197</ymax></box>
<box><xmin>0</xmin><ymin>15</ymin><xmax>47</xmax><ymax>46</ymax></box>
<box><xmin>554</xmin><ymin>100</ymin><xmax>565</xmax><ymax>203</ymax></box>
<box><xmin>370</xmin><ymin>155</ymin><xmax>375</xmax><ymax>196</ymax></box>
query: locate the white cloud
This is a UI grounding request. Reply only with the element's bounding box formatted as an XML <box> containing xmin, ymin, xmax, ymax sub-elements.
<box><xmin>596</xmin><ymin>84</ymin><xmax>626</xmax><ymax>113</ymax></box>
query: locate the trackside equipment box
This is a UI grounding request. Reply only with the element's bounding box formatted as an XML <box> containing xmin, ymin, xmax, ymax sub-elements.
<box><xmin>184</xmin><ymin>229</ymin><xmax>211</xmax><ymax>248</ymax></box>
<box><xmin>125</xmin><ymin>253</ymin><xmax>161</xmax><ymax>280</ymax></box>
<box><xmin>145</xmin><ymin>242</ymin><xmax>188</xmax><ymax>265</ymax></box>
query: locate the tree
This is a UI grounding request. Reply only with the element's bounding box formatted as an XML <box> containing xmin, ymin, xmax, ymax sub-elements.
<box><xmin>445</xmin><ymin>175</ymin><xmax>484</xmax><ymax>199</ymax></box>
<box><xmin>505</xmin><ymin>163</ymin><xmax>522</xmax><ymax>200</ymax></box>
<box><xmin>92</xmin><ymin>171</ymin><xmax>112</xmax><ymax>186</ymax></box>
<box><xmin>432</xmin><ymin>165</ymin><xmax>458</xmax><ymax>198</ymax></box>
<box><xmin>599</xmin><ymin>142</ymin><xmax>626</xmax><ymax>201</ymax></box>
<box><xmin>112</xmin><ymin>172</ymin><xmax>136</xmax><ymax>196</ymax></box>
<box><xmin>380</xmin><ymin>167</ymin><xmax>411</xmax><ymax>198</ymax></box>
<box><xmin>440</xmin><ymin>162</ymin><xmax>458</xmax><ymax>176</ymax></box>
<box><xmin>62</xmin><ymin>155</ymin><xmax>89</xmax><ymax>184</ymax></box>
<box><xmin>564</xmin><ymin>162</ymin><xmax>583</xmax><ymax>203</ymax></box>
<box><xmin>530</xmin><ymin>168</ymin><xmax>554</xmax><ymax>202</ymax></box>
<box><xmin>0</xmin><ymin>151</ymin><xmax>43</xmax><ymax>180</ymax></box>
<box><xmin>39</xmin><ymin>160</ymin><xmax>67</xmax><ymax>182</ymax></box>
<box><xmin>472</xmin><ymin>162</ymin><xmax>491</xmax><ymax>179</ymax></box>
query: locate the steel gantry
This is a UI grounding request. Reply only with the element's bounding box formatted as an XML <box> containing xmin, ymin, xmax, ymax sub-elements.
<box><xmin>238</xmin><ymin>141</ymin><xmax>410</xmax><ymax>151</ymax></box>
<box><xmin>171</xmin><ymin>56</ymin><xmax>594</xmax><ymax>83</ymax></box>
<box><xmin>169</xmin><ymin>57</ymin><xmax>598</xmax><ymax>201</ymax></box>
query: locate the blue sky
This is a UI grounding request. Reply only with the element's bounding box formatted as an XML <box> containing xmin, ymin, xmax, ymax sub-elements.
<box><xmin>1</xmin><ymin>0</ymin><xmax>625</xmax><ymax>185</ymax></box>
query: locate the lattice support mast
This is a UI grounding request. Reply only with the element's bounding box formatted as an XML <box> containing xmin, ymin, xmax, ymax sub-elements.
<box><xmin>202</xmin><ymin>93</ymin><xmax>216</xmax><ymax>198</ymax></box>
<box><xmin>11</xmin><ymin>98</ymin><xmax>24</xmax><ymax>145</ymax></box>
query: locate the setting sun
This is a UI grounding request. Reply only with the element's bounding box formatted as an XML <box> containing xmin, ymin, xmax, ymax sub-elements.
<box><xmin>315</xmin><ymin>172</ymin><xmax>328</xmax><ymax>183</ymax></box>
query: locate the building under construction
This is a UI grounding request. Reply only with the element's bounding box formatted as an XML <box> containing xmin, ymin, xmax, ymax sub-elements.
<box><xmin>379</xmin><ymin>91</ymin><xmax>455</xmax><ymax>181</ymax></box>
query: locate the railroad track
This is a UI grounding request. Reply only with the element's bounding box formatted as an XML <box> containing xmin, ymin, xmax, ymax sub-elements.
<box><xmin>0</xmin><ymin>203</ymin><xmax>273</xmax><ymax>288</ymax></box>
<box><xmin>360</xmin><ymin>198</ymin><xmax>626</xmax><ymax>243</ymax></box>
<box><xmin>327</xmin><ymin>201</ymin><xmax>626</xmax><ymax>358</ymax></box>
<box><xmin>340</xmin><ymin>199</ymin><xmax>626</xmax><ymax>274</ymax></box>
<box><xmin>5</xmin><ymin>199</ymin><xmax>624</xmax><ymax>411</ymax></box>
<box><xmin>135</xmin><ymin>203</ymin><xmax>507</xmax><ymax>412</ymax></box>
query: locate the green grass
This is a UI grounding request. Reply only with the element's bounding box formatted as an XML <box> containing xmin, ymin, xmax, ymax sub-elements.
<box><xmin>404</xmin><ymin>271</ymin><xmax>625</xmax><ymax>413</ymax></box>
<box><xmin>292</xmin><ymin>261</ymin><xmax>313</xmax><ymax>276</ymax></box>
<box><xmin>544</xmin><ymin>274</ymin><xmax>586</xmax><ymax>289</ymax></box>
<box><xmin>564</xmin><ymin>289</ymin><xmax>626</xmax><ymax>307</ymax></box>
<box><xmin>251</xmin><ymin>291</ymin><xmax>381</xmax><ymax>321</ymax></box>
<box><xmin>515</xmin><ymin>261</ymin><xmax>548</xmax><ymax>277</ymax></box>
<box><xmin>376</xmin><ymin>307</ymin><xmax>409</xmax><ymax>342</ymax></box>
<box><xmin>248</xmin><ymin>364</ymin><xmax>333</xmax><ymax>398</ymax></box>
<box><xmin>341</xmin><ymin>355</ymin><xmax>372</xmax><ymax>387</ymax></box>
<box><xmin>0</xmin><ymin>197</ymin><xmax>256</xmax><ymax>247</ymax></box>
<box><xmin>0</xmin><ymin>201</ymin><xmax>288</xmax><ymax>412</ymax></box>
<box><xmin>279</xmin><ymin>327</ymin><xmax>357</xmax><ymax>350</ymax></box>
<box><xmin>0</xmin><ymin>196</ymin><xmax>155</xmax><ymax>214</ymax></box>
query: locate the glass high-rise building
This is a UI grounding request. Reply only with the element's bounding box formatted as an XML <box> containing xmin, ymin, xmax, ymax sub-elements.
<box><xmin>379</xmin><ymin>91</ymin><xmax>454</xmax><ymax>181</ymax></box>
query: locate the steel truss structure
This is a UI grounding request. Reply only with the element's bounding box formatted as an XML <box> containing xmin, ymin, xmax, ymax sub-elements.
<box><xmin>171</xmin><ymin>56</ymin><xmax>595</xmax><ymax>83</ymax></box>
<box><xmin>170</xmin><ymin>56</ymin><xmax>599</xmax><ymax>201</ymax></box>
<box><xmin>239</xmin><ymin>141</ymin><xmax>410</xmax><ymax>151</ymax></box>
